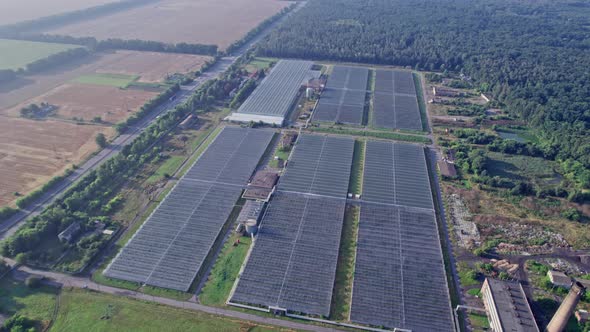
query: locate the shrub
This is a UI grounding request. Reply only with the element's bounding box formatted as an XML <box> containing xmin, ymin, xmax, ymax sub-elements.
<box><xmin>25</xmin><ymin>275</ymin><xmax>43</xmax><ymax>288</ymax></box>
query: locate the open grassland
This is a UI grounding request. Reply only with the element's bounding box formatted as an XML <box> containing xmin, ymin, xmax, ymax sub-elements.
<box><xmin>73</xmin><ymin>73</ymin><xmax>138</xmax><ymax>88</ymax></box>
<box><xmin>0</xmin><ymin>0</ymin><xmax>117</xmax><ymax>25</ymax></box>
<box><xmin>0</xmin><ymin>278</ymin><xmax>58</xmax><ymax>330</ymax></box>
<box><xmin>0</xmin><ymin>39</ymin><xmax>80</xmax><ymax>70</ymax></box>
<box><xmin>0</xmin><ymin>117</ymin><xmax>114</xmax><ymax>206</ymax></box>
<box><xmin>47</xmin><ymin>0</ymin><xmax>293</xmax><ymax>50</ymax></box>
<box><xmin>0</xmin><ymin>50</ymin><xmax>209</xmax><ymax>110</ymax></box>
<box><xmin>50</xmin><ymin>289</ymin><xmax>289</xmax><ymax>332</ymax></box>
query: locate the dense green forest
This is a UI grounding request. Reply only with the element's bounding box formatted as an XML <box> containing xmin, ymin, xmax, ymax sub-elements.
<box><xmin>258</xmin><ymin>0</ymin><xmax>590</xmax><ymax>189</ymax></box>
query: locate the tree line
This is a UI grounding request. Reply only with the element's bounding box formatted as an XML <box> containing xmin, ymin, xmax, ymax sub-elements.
<box><xmin>224</xmin><ymin>3</ymin><xmax>297</xmax><ymax>55</ymax></box>
<box><xmin>256</xmin><ymin>0</ymin><xmax>590</xmax><ymax>192</ymax></box>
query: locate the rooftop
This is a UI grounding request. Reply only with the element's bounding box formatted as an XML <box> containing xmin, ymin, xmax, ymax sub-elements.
<box><xmin>438</xmin><ymin>160</ymin><xmax>457</xmax><ymax>177</ymax></box>
<box><xmin>236</xmin><ymin>200</ymin><xmax>265</xmax><ymax>224</ymax></box>
<box><xmin>484</xmin><ymin>278</ymin><xmax>539</xmax><ymax>332</ymax></box>
<box><xmin>548</xmin><ymin>270</ymin><xmax>572</xmax><ymax>286</ymax></box>
<box><xmin>249</xmin><ymin>170</ymin><xmax>279</xmax><ymax>189</ymax></box>
<box><xmin>234</xmin><ymin>60</ymin><xmax>313</xmax><ymax>121</ymax></box>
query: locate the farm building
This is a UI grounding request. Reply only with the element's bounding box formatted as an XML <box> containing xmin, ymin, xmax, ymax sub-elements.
<box><xmin>481</xmin><ymin>278</ymin><xmax>539</xmax><ymax>332</ymax></box>
<box><xmin>432</xmin><ymin>86</ymin><xmax>461</xmax><ymax>97</ymax></box>
<box><xmin>243</xmin><ymin>170</ymin><xmax>279</xmax><ymax>201</ymax></box>
<box><xmin>179</xmin><ymin>114</ymin><xmax>197</xmax><ymax>129</ymax></box>
<box><xmin>226</xmin><ymin>60</ymin><xmax>314</xmax><ymax>126</ymax></box>
<box><xmin>236</xmin><ymin>200</ymin><xmax>265</xmax><ymax>236</ymax></box>
<box><xmin>548</xmin><ymin>270</ymin><xmax>572</xmax><ymax>288</ymax></box>
<box><xmin>58</xmin><ymin>222</ymin><xmax>81</xmax><ymax>243</ymax></box>
<box><xmin>438</xmin><ymin>160</ymin><xmax>457</xmax><ymax>178</ymax></box>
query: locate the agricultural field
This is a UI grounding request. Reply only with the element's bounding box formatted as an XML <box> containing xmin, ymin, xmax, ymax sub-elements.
<box><xmin>0</xmin><ymin>50</ymin><xmax>210</xmax><ymax>206</ymax></box>
<box><xmin>72</xmin><ymin>73</ymin><xmax>138</xmax><ymax>88</ymax></box>
<box><xmin>4</xmin><ymin>83</ymin><xmax>159</xmax><ymax>123</ymax></box>
<box><xmin>0</xmin><ymin>117</ymin><xmax>114</xmax><ymax>206</ymax></box>
<box><xmin>47</xmin><ymin>0</ymin><xmax>293</xmax><ymax>50</ymax></box>
<box><xmin>0</xmin><ymin>50</ymin><xmax>210</xmax><ymax>110</ymax></box>
<box><xmin>0</xmin><ymin>39</ymin><xmax>81</xmax><ymax>70</ymax></box>
<box><xmin>0</xmin><ymin>0</ymin><xmax>117</xmax><ymax>25</ymax></box>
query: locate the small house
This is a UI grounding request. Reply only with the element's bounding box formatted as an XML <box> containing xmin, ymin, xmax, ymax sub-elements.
<box><xmin>58</xmin><ymin>222</ymin><xmax>81</xmax><ymax>243</ymax></box>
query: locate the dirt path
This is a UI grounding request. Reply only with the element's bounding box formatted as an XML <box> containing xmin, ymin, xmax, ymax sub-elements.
<box><xmin>5</xmin><ymin>257</ymin><xmax>342</xmax><ymax>332</ymax></box>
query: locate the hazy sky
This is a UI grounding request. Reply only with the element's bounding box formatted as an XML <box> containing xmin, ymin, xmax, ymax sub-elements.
<box><xmin>0</xmin><ymin>0</ymin><xmax>117</xmax><ymax>25</ymax></box>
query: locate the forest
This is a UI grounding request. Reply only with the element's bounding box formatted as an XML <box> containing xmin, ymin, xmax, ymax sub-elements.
<box><xmin>257</xmin><ymin>0</ymin><xmax>590</xmax><ymax>189</ymax></box>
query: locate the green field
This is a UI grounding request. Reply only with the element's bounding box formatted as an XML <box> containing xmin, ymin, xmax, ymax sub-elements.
<box><xmin>147</xmin><ymin>156</ymin><xmax>185</xmax><ymax>184</ymax></box>
<box><xmin>199</xmin><ymin>233</ymin><xmax>252</xmax><ymax>306</ymax></box>
<box><xmin>246</xmin><ymin>57</ymin><xmax>276</xmax><ymax>73</ymax></box>
<box><xmin>73</xmin><ymin>73</ymin><xmax>138</xmax><ymax>88</ymax></box>
<box><xmin>0</xmin><ymin>278</ymin><xmax>57</xmax><ymax>328</ymax></box>
<box><xmin>0</xmin><ymin>39</ymin><xmax>81</xmax><ymax>70</ymax></box>
<box><xmin>308</xmin><ymin>127</ymin><xmax>432</xmax><ymax>144</ymax></box>
<box><xmin>495</xmin><ymin>126</ymin><xmax>539</xmax><ymax>144</ymax></box>
<box><xmin>50</xmin><ymin>289</ymin><xmax>282</xmax><ymax>332</ymax></box>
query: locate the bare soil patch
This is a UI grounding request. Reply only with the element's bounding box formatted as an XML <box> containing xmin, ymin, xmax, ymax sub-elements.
<box><xmin>47</xmin><ymin>0</ymin><xmax>293</xmax><ymax>50</ymax></box>
<box><xmin>0</xmin><ymin>117</ymin><xmax>114</xmax><ymax>205</ymax></box>
<box><xmin>4</xmin><ymin>83</ymin><xmax>159</xmax><ymax>123</ymax></box>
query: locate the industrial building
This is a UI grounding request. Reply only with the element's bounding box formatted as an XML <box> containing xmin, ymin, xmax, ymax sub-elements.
<box><xmin>481</xmin><ymin>278</ymin><xmax>539</xmax><ymax>332</ymax></box>
<box><xmin>226</xmin><ymin>60</ymin><xmax>314</xmax><ymax>126</ymax></box>
<box><xmin>547</xmin><ymin>270</ymin><xmax>572</xmax><ymax>288</ymax></box>
<box><xmin>236</xmin><ymin>200</ymin><xmax>265</xmax><ymax>236</ymax></box>
<box><xmin>242</xmin><ymin>170</ymin><xmax>279</xmax><ymax>201</ymax></box>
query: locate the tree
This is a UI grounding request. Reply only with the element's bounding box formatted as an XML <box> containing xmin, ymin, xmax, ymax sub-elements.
<box><xmin>25</xmin><ymin>276</ymin><xmax>42</xmax><ymax>288</ymax></box>
<box><xmin>95</xmin><ymin>133</ymin><xmax>108</xmax><ymax>148</ymax></box>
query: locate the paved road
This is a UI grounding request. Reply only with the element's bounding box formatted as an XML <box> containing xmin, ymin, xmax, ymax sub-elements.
<box><xmin>0</xmin><ymin>1</ymin><xmax>306</xmax><ymax>240</ymax></box>
<box><xmin>5</xmin><ymin>258</ymin><xmax>342</xmax><ymax>332</ymax></box>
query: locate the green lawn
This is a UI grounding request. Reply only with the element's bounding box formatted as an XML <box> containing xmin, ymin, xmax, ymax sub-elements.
<box><xmin>468</xmin><ymin>313</ymin><xmax>490</xmax><ymax>330</ymax></box>
<box><xmin>199</xmin><ymin>234</ymin><xmax>252</xmax><ymax>306</ymax></box>
<box><xmin>308</xmin><ymin>127</ymin><xmax>431</xmax><ymax>144</ymax></box>
<box><xmin>73</xmin><ymin>73</ymin><xmax>138</xmax><ymax>88</ymax></box>
<box><xmin>146</xmin><ymin>155</ymin><xmax>185</xmax><ymax>184</ymax></box>
<box><xmin>0</xmin><ymin>39</ymin><xmax>81</xmax><ymax>70</ymax></box>
<box><xmin>50</xmin><ymin>289</ymin><xmax>282</xmax><ymax>332</ymax></box>
<box><xmin>269</xmin><ymin>147</ymin><xmax>290</xmax><ymax>168</ymax></box>
<box><xmin>246</xmin><ymin>57</ymin><xmax>276</xmax><ymax>73</ymax></box>
<box><xmin>0</xmin><ymin>278</ymin><xmax>57</xmax><ymax>328</ymax></box>
<box><xmin>495</xmin><ymin>127</ymin><xmax>539</xmax><ymax>144</ymax></box>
